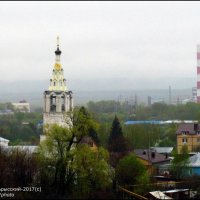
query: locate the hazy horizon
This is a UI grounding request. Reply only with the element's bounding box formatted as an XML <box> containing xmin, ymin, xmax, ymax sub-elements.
<box><xmin>0</xmin><ymin>79</ymin><xmax>194</xmax><ymax>109</ymax></box>
<box><xmin>0</xmin><ymin>77</ymin><xmax>195</xmax><ymax>92</ymax></box>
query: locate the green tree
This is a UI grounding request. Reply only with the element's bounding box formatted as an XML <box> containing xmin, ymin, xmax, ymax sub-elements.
<box><xmin>108</xmin><ymin>115</ymin><xmax>123</xmax><ymax>144</ymax></box>
<box><xmin>38</xmin><ymin>125</ymin><xmax>71</xmax><ymax>195</ymax></box>
<box><xmin>158</xmin><ymin>124</ymin><xmax>177</xmax><ymax>147</ymax></box>
<box><xmin>71</xmin><ymin>144</ymin><xmax>113</xmax><ymax>198</ymax></box>
<box><xmin>124</xmin><ymin>124</ymin><xmax>161</xmax><ymax>149</ymax></box>
<box><xmin>116</xmin><ymin>153</ymin><xmax>149</xmax><ymax>186</ymax></box>
<box><xmin>0</xmin><ymin>147</ymin><xmax>38</xmax><ymax>194</ymax></box>
<box><xmin>170</xmin><ymin>145</ymin><xmax>189</xmax><ymax>180</ymax></box>
<box><xmin>88</xmin><ymin>127</ymin><xmax>100</xmax><ymax>146</ymax></box>
<box><xmin>38</xmin><ymin>107</ymin><xmax>108</xmax><ymax>197</ymax></box>
<box><xmin>108</xmin><ymin>115</ymin><xmax>130</xmax><ymax>153</ymax></box>
<box><xmin>97</xmin><ymin>122</ymin><xmax>111</xmax><ymax>148</ymax></box>
<box><xmin>78</xmin><ymin>106</ymin><xmax>100</xmax><ymax>145</ymax></box>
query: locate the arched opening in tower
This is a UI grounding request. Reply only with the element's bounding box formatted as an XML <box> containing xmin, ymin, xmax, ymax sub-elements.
<box><xmin>50</xmin><ymin>95</ymin><xmax>56</xmax><ymax>112</ymax></box>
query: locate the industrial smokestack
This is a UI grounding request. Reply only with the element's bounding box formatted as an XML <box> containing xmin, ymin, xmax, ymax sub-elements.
<box><xmin>197</xmin><ymin>45</ymin><xmax>200</xmax><ymax>103</ymax></box>
<box><xmin>169</xmin><ymin>85</ymin><xmax>171</xmax><ymax>105</ymax></box>
<box><xmin>148</xmin><ymin>96</ymin><xmax>151</xmax><ymax>107</ymax></box>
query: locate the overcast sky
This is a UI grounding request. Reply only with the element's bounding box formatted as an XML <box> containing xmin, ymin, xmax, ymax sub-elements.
<box><xmin>0</xmin><ymin>1</ymin><xmax>199</xmax><ymax>86</ymax></box>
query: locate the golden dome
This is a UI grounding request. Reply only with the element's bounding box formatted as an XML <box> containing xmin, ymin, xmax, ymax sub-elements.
<box><xmin>54</xmin><ymin>63</ymin><xmax>61</xmax><ymax>70</ymax></box>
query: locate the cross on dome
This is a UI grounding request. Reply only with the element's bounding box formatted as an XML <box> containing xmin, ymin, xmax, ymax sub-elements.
<box><xmin>57</xmin><ymin>36</ymin><xmax>59</xmax><ymax>47</ymax></box>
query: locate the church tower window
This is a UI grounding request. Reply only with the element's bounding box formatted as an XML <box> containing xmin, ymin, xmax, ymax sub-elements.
<box><xmin>50</xmin><ymin>96</ymin><xmax>56</xmax><ymax>112</ymax></box>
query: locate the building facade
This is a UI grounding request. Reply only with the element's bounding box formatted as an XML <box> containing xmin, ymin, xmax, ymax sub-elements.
<box><xmin>12</xmin><ymin>100</ymin><xmax>30</xmax><ymax>113</ymax></box>
<box><xmin>43</xmin><ymin>37</ymin><xmax>73</xmax><ymax>129</ymax></box>
<box><xmin>176</xmin><ymin>123</ymin><xmax>200</xmax><ymax>153</ymax></box>
<box><xmin>0</xmin><ymin>136</ymin><xmax>9</xmax><ymax>147</ymax></box>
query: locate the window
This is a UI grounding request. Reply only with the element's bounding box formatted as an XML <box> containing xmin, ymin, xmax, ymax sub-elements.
<box><xmin>197</xmin><ymin>131</ymin><xmax>200</xmax><ymax>135</ymax></box>
<box><xmin>182</xmin><ymin>138</ymin><xmax>187</xmax><ymax>143</ymax></box>
<box><xmin>197</xmin><ymin>138</ymin><xmax>200</xmax><ymax>142</ymax></box>
<box><xmin>54</xmin><ymin>82</ymin><xmax>56</xmax><ymax>86</ymax></box>
<box><xmin>182</xmin><ymin>131</ymin><xmax>189</xmax><ymax>135</ymax></box>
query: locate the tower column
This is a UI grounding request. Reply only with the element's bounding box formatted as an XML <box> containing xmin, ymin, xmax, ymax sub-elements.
<box><xmin>69</xmin><ymin>92</ymin><xmax>73</xmax><ymax>111</ymax></box>
<box><xmin>56</xmin><ymin>95</ymin><xmax>62</xmax><ymax>112</ymax></box>
<box><xmin>65</xmin><ymin>96</ymin><xmax>69</xmax><ymax>111</ymax></box>
<box><xmin>43</xmin><ymin>94</ymin><xmax>46</xmax><ymax>112</ymax></box>
<box><xmin>45</xmin><ymin>95</ymin><xmax>50</xmax><ymax>112</ymax></box>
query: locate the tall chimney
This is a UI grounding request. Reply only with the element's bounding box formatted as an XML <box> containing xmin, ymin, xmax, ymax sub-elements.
<box><xmin>197</xmin><ymin>45</ymin><xmax>200</xmax><ymax>103</ymax></box>
<box><xmin>169</xmin><ymin>85</ymin><xmax>172</xmax><ymax>105</ymax></box>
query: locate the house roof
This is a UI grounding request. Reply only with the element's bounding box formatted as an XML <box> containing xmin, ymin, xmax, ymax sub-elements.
<box><xmin>188</xmin><ymin>153</ymin><xmax>200</xmax><ymax>167</ymax></box>
<box><xmin>164</xmin><ymin>189</ymin><xmax>189</xmax><ymax>193</ymax></box>
<box><xmin>134</xmin><ymin>149</ymin><xmax>170</xmax><ymax>164</ymax></box>
<box><xmin>79</xmin><ymin>136</ymin><xmax>97</xmax><ymax>148</ymax></box>
<box><xmin>146</xmin><ymin>191</ymin><xmax>172</xmax><ymax>199</ymax></box>
<box><xmin>80</xmin><ymin>136</ymin><xmax>95</xmax><ymax>144</ymax></box>
<box><xmin>0</xmin><ymin>137</ymin><xmax>9</xmax><ymax>142</ymax></box>
<box><xmin>150</xmin><ymin>147</ymin><xmax>173</xmax><ymax>154</ymax></box>
<box><xmin>176</xmin><ymin>123</ymin><xmax>200</xmax><ymax>135</ymax></box>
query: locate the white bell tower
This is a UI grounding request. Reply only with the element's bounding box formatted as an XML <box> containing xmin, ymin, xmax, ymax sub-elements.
<box><xmin>41</xmin><ymin>37</ymin><xmax>73</xmax><ymax>141</ymax></box>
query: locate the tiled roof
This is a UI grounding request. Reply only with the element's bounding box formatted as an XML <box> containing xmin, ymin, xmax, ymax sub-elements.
<box><xmin>176</xmin><ymin>123</ymin><xmax>200</xmax><ymax>134</ymax></box>
<box><xmin>134</xmin><ymin>149</ymin><xmax>170</xmax><ymax>164</ymax></box>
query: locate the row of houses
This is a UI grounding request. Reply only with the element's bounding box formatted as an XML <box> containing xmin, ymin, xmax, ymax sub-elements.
<box><xmin>135</xmin><ymin>122</ymin><xmax>200</xmax><ymax>178</ymax></box>
<box><xmin>2</xmin><ymin>121</ymin><xmax>200</xmax><ymax>179</ymax></box>
<box><xmin>133</xmin><ymin>148</ymin><xmax>200</xmax><ymax>178</ymax></box>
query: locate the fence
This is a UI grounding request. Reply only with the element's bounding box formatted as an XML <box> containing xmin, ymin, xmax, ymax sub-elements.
<box><xmin>117</xmin><ymin>180</ymin><xmax>200</xmax><ymax>199</ymax></box>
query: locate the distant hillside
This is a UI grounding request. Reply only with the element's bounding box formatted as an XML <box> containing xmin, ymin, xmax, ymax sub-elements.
<box><xmin>0</xmin><ymin>78</ymin><xmax>195</xmax><ymax>109</ymax></box>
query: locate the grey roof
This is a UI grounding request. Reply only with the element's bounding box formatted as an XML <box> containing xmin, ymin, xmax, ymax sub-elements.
<box><xmin>134</xmin><ymin>149</ymin><xmax>170</xmax><ymax>164</ymax></box>
<box><xmin>165</xmin><ymin>189</ymin><xmax>190</xmax><ymax>193</ymax></box>
<box><xmin>188</xmin><ymin>153</ymin><xmax>200</xmax><ymax>167</ymax></box>
<box><xmin>151</xmin><ymin>147</ymin><xmax>173</xmax><ymax>154</ymax></box>
<box><xmin>0</xmin><ymin>137</ymin><xmax>9</xmax><ymax>142</ymax></box>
